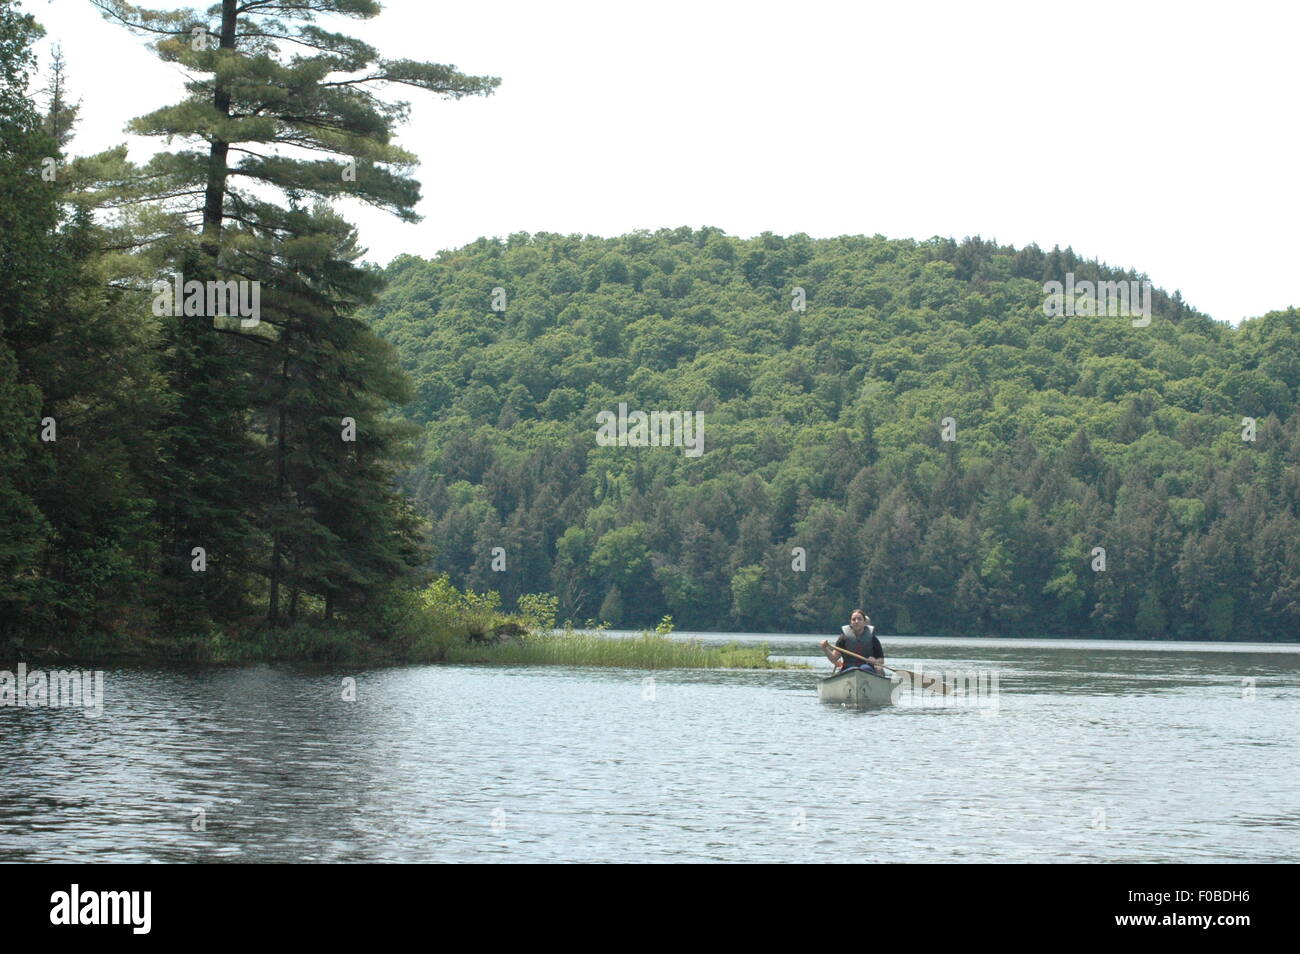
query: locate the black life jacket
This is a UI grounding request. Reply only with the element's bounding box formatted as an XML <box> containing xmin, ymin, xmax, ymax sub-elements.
<box><xmin>839</xmin><ymin>624</ymin><xmax>876</xmax><ymax>666</ymax></box>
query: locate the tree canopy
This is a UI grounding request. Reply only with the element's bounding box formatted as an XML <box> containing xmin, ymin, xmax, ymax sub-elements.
<box><xmin>366</xmin><ymin>228</ymin><xmax>1300</xmax><ymax>640</ymax></box>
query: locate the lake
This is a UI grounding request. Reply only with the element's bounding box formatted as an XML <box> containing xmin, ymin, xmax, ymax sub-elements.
<box><xmin>2</xmin><ymin>635</ymin><xmax>1297</xmax><ymax>863</ymax></box>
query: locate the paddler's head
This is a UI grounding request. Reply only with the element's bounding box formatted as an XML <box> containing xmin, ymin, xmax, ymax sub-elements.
<box><xmin>850</xmin><ymin>609</ymin><xmax>867</xmax><ymax>634</ymax></box>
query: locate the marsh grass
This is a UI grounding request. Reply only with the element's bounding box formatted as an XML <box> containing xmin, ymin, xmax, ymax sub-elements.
<box><xmin>446</xmin><ymin>627</ymin><xmax>800</xmax><ymax>669</ymax></box>
<box><xmin>393</xmin><ymin>585</ymin><xmax>798</xmax><ymax>670</ymax></box>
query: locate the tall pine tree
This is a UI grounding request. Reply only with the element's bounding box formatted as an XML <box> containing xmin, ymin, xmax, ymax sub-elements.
<box><xmin>92</xmin><ymin>0</ymin><xmax>498</xmax><ymax>632</ymax></box>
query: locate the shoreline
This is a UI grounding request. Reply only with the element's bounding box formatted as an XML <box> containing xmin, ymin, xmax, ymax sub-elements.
<box><xmin>1</xmin><ymin>627</ymin><xmax>800</xmax><ymax>671</ymax></box>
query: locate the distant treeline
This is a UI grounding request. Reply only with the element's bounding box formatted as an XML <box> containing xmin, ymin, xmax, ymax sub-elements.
<box><xmin>365</xmin><ymin>229</ymin><xmax>1300</xmax><ymax>640</ymax></box>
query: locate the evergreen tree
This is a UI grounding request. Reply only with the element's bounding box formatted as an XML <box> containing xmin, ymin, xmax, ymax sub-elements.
<box><xmin>92</xmin><ymin>0</ymin><xmax>499</xmax><ymax>630</ymax></box>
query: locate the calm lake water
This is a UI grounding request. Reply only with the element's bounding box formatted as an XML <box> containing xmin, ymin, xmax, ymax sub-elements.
<box><xmin>2</xmin><ymin>635</ymin><xmax>1297</xmax><ymax>863</ymax></box>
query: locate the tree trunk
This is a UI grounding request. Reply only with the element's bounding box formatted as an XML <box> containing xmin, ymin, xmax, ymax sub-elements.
<box><xmin>267</xmin><ymin>356</ymin><xmax>289</xmax><ymax>624</ymax></box>
<box><xmin>200</xmin><ymin>0</ymin><xmax>238</xmax><ymax>263</ymax></box>
<box><xmin>288</xmin><ymin>552</ymin><xmax>300</xmax><ymax>621</ymax></box>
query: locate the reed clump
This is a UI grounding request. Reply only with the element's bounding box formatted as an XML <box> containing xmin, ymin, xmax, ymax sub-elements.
<box><xmin>446</xmin><ymin>617</ymin><xmax>800</xmax><ymax>670</ymax></box>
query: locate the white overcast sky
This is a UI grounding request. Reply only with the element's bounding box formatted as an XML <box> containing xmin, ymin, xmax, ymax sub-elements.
<box><xmin>30</xmin><ymin>0</ymin><xmax>1300</xmax><ymax>325</ymax></box>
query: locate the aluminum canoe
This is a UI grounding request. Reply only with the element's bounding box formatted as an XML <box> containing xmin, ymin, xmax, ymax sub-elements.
<box><xmin>817</xmin><ymin>667</ymin><xmax>902</xmax><ymax>706</ymax></box>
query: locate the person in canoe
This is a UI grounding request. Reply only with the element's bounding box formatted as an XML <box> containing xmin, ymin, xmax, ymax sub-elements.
<box><xmin>820</xmin><ymin>609</ymin><xmax>886</xmax><ymax>674</ymax></box>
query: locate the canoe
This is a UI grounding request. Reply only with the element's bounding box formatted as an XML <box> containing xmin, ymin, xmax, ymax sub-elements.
<box><xmin>818</xmin><ymin>667</ymin><xmax>902</xmax><ymax>706</ymax></box>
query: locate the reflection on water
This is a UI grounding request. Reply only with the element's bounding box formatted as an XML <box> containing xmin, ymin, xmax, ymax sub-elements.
<box><xmin>1</xmin><ymin>637</ymin><xmax>1297</xmax><ymax>862</ymax></box>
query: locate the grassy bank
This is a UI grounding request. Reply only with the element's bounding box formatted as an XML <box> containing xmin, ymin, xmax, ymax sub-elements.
<box><xmin>5</xmin><ymin>578</ymin><xmax>798</xmax><ymax>670</ymax></box>
<box><xmin>10</xmin><ymin>624</ymin><xmax>795</xmax><ymax>671</ymax></box>
<box><xmin>445</xmin><ymin>628</ymin><xmax>796</xmax><ymax>669</ymax></box>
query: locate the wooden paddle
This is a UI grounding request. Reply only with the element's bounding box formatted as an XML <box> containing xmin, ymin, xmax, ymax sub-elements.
<box><xmin>830</xmin><ymin>643</ymin><xmax>952</xmax><ymax>695</ymax></box>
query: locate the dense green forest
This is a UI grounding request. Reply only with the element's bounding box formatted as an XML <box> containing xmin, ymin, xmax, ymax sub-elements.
<box><xmin>3</xmin><ymin>0</ymin><xmax>1297</xmax><ymax>654</ymax></box>
<box><xmin>365</xmin><ymin>230</ymin><xmax>1300</xmax><ymax>640</ymax></box>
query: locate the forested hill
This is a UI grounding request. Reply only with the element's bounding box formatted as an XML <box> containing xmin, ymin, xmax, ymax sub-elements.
<box><xmin>363</xmin><ymin>228</ymin><xmax>1300</xmax><ymax>640</ymax></box>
